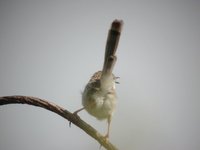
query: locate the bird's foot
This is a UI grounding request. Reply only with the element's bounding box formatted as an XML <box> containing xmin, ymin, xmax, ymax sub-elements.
<box><xmin>69</xmin><ymin>108</ymin><xmax>84</xmax><ymax>127</ymax></box>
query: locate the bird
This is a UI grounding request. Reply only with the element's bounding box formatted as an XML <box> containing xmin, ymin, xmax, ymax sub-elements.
<box><xmin>73</xmin><ymin>20</ymin><xmax>123</xmax><ymax>139</ymax></box>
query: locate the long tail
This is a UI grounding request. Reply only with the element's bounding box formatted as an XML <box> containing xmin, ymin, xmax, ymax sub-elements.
<box><xmin>102</xmin><ymin>20</ymin><xmax>123</xmax><ymax>77</ymax></box>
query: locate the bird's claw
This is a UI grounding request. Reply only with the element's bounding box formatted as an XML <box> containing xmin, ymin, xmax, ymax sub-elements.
<box><xmin>114</xmin><ymin>76</ymin><xmax>120</xmax><ymax>84</ymax></box>
<box><xmin>69</xmin><ymin>111</ymin><xmax>79</xmax><ymax>127</ymax></box>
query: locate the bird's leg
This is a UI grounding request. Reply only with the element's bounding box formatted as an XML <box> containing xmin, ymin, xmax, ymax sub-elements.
<box><xmin>98</xmin><ymin>116</ymin><xmax>112</xmax><ymax>149</ymax></box>
<box><xmin>104</xmin><ymin>116</ymin><xmax>112</xmax><ymax>139</ymax></box>
<box><xmin>73</xmin><ymin>107</ymin><xmax>85</xmax><ymax>115</ymax></box>
<box><xmin>69</xmin><ymin>107</ymin><xmax>84</xmax><ymax>127</ymax></box>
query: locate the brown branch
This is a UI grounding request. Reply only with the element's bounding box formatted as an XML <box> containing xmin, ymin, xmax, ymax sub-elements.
<box><xmin>0</xmin><ymin>95</ymin><xmax>118</xmax><ymax>150</ymax></box>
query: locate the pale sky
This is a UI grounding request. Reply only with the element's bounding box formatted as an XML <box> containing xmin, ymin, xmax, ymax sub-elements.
<box><xmin>0</xmin><ymin>1</ymin><xmax>200</xmax><ymax>150</ymax></box>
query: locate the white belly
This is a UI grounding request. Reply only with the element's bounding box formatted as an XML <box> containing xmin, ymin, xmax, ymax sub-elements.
<box><xmin>82</xmin><ymin>90</ymin><xmax>116</xmax><ymax>120</ymax></box>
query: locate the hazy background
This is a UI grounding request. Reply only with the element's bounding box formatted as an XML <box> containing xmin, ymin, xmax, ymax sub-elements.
<box><xmin>0</xmin><ymin>1</ymin><xmax>199</xmax><ymax>150</ymax></box>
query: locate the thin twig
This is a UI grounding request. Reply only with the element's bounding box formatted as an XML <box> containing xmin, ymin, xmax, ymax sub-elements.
<box><xmin>0</xmin><ymin>95</ymin><xmax>118</xmax><ymax>150</ymax></box>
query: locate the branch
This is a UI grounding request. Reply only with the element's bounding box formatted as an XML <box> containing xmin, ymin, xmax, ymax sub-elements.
<box><xmin>0</xmin><ymin>95</ymin><xmax>118</xmax><ymax>150</ymax></box>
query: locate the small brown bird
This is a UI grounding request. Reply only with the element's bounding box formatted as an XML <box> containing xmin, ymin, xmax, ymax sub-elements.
<box><xmin>73</xmin><ymin>20</ymin><xmax>123</xmax><ymax>139</ymax></box>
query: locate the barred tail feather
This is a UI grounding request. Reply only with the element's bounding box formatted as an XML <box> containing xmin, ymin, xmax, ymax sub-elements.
<box><xmin>102</xmin><ymin>20</ymin><xmax>123</xmax><ymax>76</ymax></box>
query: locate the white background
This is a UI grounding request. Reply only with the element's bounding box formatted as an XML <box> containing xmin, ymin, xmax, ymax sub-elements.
<box><xmin>0</xmin><ymin>1</ymin><xmax>200</xmax><ymax>150</ymax></box>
